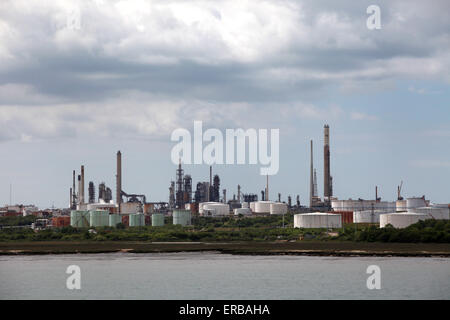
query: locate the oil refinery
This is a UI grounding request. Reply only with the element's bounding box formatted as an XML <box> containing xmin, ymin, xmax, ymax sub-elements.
<box><xmin>2</xmin><ymin>124</ymin><xmax>449</xmax><ymax>231</ymax></box>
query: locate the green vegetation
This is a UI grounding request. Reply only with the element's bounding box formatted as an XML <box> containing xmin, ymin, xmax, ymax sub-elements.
<box><xmin>1</xmin><ymin>214</ymin><xmax>449</xmax><ymax>243</ymax></box>
<box><xmin>337</xmin><ymin>219</ymin><xmax>450</xmax><ymax>243</ymax></box>
<box><xmin>0</xmin><ymin>215</ymin><xmax>37</xmax><ymax>227</ymax></box>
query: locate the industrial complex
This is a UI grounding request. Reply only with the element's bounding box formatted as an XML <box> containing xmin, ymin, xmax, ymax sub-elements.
<box><xmin>1</xmin><ymin>125</ymin><xmax>449</xmax><ymax>231</ymax></box>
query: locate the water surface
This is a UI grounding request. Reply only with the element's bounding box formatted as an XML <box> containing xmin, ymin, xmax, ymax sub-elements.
<box><xmin>0</xmin><ymin>252</ymin><xmax>448</xmax><ymax>299</ymax></box>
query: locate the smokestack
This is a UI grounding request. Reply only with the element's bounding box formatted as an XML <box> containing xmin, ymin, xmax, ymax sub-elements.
<box><xmin>77</xmin><ymin>174</ymin><xmax>81</xmax><ymax>205</ymax></box>
<box><xmin>116</xmin><ymin>151</ymin><xmax>122</xmax><ymax>212</ymax></box>
<box><xmin>237</xmin><ymin>185</ymin><xmax>241</xmax><ymax>203</ymax></box>
<box><xmin>70</xmin><ymin>187</ymin><xmax>73</xmax><ymax>209</ymax></box>
<box><xmin>310</xmin><ymin>140</ymin><xmax>313</xmax><ymax>208</ymax></box>
<box><xmin>324</xmin><ymin>125</ymin><xmax>331</xmax><ymax>201</ymax></box>
<box><xmin>266</xmin><ymin>174</ymin><xmax>269</xmax><ymax>201</ymax></box>
<box><xmin>209</xmin><ymin>166</ymin><xmax>212</xmax><ymax>187</ymax></box>
<box><xmin>72</xmin><ymin>170</ymin><xmax>76</xmax><ymax>209</ymax></box>
<box><xmin>80</xmin><ymin>165</ymin><xmax>85</xmax><ymax>204</ymax></box>
<box><xmin>223</xmin><ymin>189</ymin><xmax>226</xmax><ymax>203</ymax></box>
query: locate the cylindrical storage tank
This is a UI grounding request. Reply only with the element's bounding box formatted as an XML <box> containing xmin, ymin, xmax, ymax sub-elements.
<box><xmin>242</xmin><ymin>202</ymin><xmax>249</xmax><ymax>209</ymax></box>
<box><xmin>202</xmin><ymin>203</ymin><xmax>229</xmax><ymax>216</ymax></box>
<box><xmin>353</xmin><ymin>210</ymin><xmax>390</xmax><ymax>223</ymax></box>
<box><xmin>70</xmin><ymin>210</ymin><xmax>90</xmax><ymax>228</ymax></box>
<box><xmin>408</xmin><ymin>207</ymin><xmax>449</xmax><ymax>220</ymax></box>
<box><xmin>380</xmin><ymin>213</ymin><xmax>429</xmax><ymax>228</ymax></box>
<box><xmin>109</xmin><ymin>214</ymin><xmax>122</xmax><ymax>227</ymax></box>
<box><xmin>270</xmin><ymin>203</ymin><xmax>288</xmax><ymax>215</ymax></box>
<box><xmin>89</xmin><ymin>210</ymin><xmax>109</xmax><ymax>227</ymax></box>
<box><xmin>152</xmin><ymin>213</ymin><xmax>165</xmax><ymax>227</ymax></box>
<box><xmin>406</xmin><ymin>198</ymin><xmax>427</xmax><ymax>211</ymax></box>
<box><xmin>234</xmin><ymin>208</ymin><xmax>252</xmax><ymax>216</ymax></box>
<box><xmin>173</xmin><ymin>209</ymin><xmax>191</xmax><ymax>226</ymax></box>
<box><xmin>129</xmin><ymin>213</ymin><xmax>145</xmax><ymax>227</ymax></box>
<box><xmin>294</xmin><ymin>213</ymin><xmax>342</xmax><ymax>229</ymax></box>
<box><xmin>199</xmin><ymin>202</ymin><xmax>219</xmax><ymax>215</ymax></box>
<box><xmin>396</xmin><ymin>200</ymin><xmax>407</xmax><ymax>212</ymax></box>
<box><xmin>250</xmin><ymin>202</ymin><xmax>256</xmax><ymax>212</ymax></box>
<box><xmin>254</xmin><ymin>201</ymin><xmax>274</xmax><ymax>214</ymax></box>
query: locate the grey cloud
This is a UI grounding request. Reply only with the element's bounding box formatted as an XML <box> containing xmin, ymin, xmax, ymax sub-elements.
<box><xmin>0</xmin><ymin>0</ymin><xmax>449</xmax><ymax>142</ymax></box>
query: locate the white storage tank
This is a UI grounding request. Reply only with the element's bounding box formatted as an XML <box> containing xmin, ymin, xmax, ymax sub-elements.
<box><xmin>331</xmin><ymin>199</ymin><xmax>395</xmax><ymax>211</ymax></box>
<box><xmin>294</xmin><ymin>213</ymin><xmax>342</xmax><ymax>229</ymax></box>
<box><xmin>199</xmin><ymin>202</ymin><xmax>220</xmax><ymax>215</ymax></box>
<box><xmin>89</xmin><ymin>210</ymin><xmax>109</xmax><ymax>227</ymax></box>
<box><xmin>234</xmin><ymin>208</ymin><xmax>252</xmax><ymax>216</ymax></box>
<box><xmin>430</xmin><ymin>203</ymin><xmax>450</xmax><ymax>208</ymax></box>
<box><xmin>201</xmin><ymin>203</ymin><xmax>229</xmax><ymax>216</ymax></box>
<box><xmin>242</xmin><ymin>202</ymin><xmax>249</xmax><ymax>209</ymax></box>
<box><xmin>250</xmin><ymin>202</ymin><xmax>256</xmax><ymax>212</ymax></box>
<box><xmin>270</xmin><ymin>203</ymin><xmax>288</xmax><ymax>215</ymax></box>
<box><xmin>353</xmin><ymin>209</ymin><xmax>391</xmax><ymax>223</ymax></box>
<box><xmin>253</xmin><ymin>201</ymin><xmax>275</xmax><ymax>214</ymax></box>
<box><xmin>406</xmin><ymin>197</ymin><xmax>427</xmax><ymax>211</ymax></box>
<box><xmin>129</xmin><ymin>213</ymin><xmax>145</xmax><ymax>227</ymax></box>
<box><xmin>152</xmin><ymin>213</ymin><xmax>165</xmax><ymax>227</ymax></box>
<box><xmin>396</xmin><ymin>200</ymin><xmax>407</xmax><ymax>212</ymax></box>
<box><xmin>380</xmin><ymin>213</ymin><xmax>429</xmax><ymax>228</ymax></box>
<box><xmin>109</xmin><ymin>214</ymin><xmax>122</xmax><ymax>227</ymax></box>
<box><xmin>408</xmin><ymin>207</ymin><xmax>449</xmax><ymax>220</ymax></box>
<box><xmin>173</xmin><ymin>209</ymin><xmax>191</xmax><ymax>226</ymax></box>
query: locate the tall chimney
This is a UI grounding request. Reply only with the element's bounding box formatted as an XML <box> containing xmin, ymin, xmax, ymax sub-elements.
<box><xmin>237</xmin><ymin>185</ymin><xmax>241</xmax><ymax>203</ymax></box>
<box><xmin>77</xmin><ymin>174</ymin><xmax>81</xmax><ymax>205</ymax></box>
<box><xmin>80</xmin><ymin>165</ymin><xmax>85</xmax><ymax>204</ymax></box>
<box><xmin>116</xmin><ymin>151</ymin><xmax>122</xmax><ymax>212</ymax></box>
<box><xmin>324</xmin><ymin>125</ymin><xmax>331</xmax><ymax>201</ymax></box>
<box><xmin>266</xmin><ymin>174</ymin><xmax>269</xmax><ymax>201</ymax></box>
<box><xmin>72</xmin><ymin>170</ymin><xmax>76</xmax><ymax>209</ymax></box>
<box><xmin>209</xmin><ymin>166</ymin><xmax>212</xmax><ymax>202</ymax></box>
<box><xmin>70</xmin><ymin>187</ymin><xmax>73</xmax><ymax>209</ymax></box>
<box><xmin>310</xmin><ymin>140</ymin><xmax>314</xmax><ymax>208</ymax></box>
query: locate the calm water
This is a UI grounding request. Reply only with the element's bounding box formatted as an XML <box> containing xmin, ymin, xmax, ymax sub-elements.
<box><xmin>0</xmin><ymin>252</ymin><xmax>449</xmax><ymax>299</ymax></box>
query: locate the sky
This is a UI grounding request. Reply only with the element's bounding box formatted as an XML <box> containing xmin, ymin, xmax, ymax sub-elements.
<box><xmin>0</xmin><ymin>0</ymin><xmax>449</xmax><ymax>208</ymax></box>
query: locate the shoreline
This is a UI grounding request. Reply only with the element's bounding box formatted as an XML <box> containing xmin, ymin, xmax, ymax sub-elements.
<box><xmin>1</xmin><ymin>241</ymin><xmax>450</xmax><ymax>257</ymax></box>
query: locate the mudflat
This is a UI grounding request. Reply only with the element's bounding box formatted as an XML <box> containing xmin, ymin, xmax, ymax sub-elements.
<box><xmin>1</xmin><ymin>241</ymin><xmax>449</xmax><ymax>257</ymax></box>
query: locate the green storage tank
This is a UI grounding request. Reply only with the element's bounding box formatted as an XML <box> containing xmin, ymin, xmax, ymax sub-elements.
<box><xmin>109</xmin><ymin>214</ymin><xmax>122</xmax><ymax>227</ymax></box>
<box><xmin>89</xmin><ymin>210</ymin><xmax>109</xmax><ymax>227</ymax></box>
<box><xmin>173</xmin><ymin>209</ymin><xmax>191</xmax><ymax>226</ymax></box>
<box><xmin>152</xmin><ymin>213</ymin><xmax>165</xmax><ymax>227</ymax></box>
<box><xmin>129</xmin><ymin>214</ymin><xmax>145</xmax><ymax>227</ymax></box>
<box><xmin>70</xmin><ymin>210</ymin><xmax>90</xmax><ymax>228</ymax></box>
